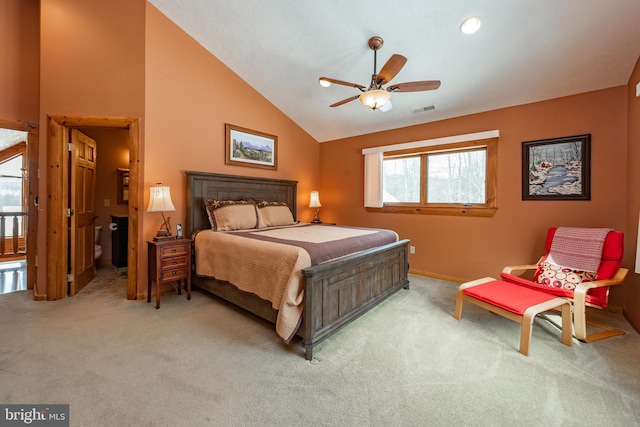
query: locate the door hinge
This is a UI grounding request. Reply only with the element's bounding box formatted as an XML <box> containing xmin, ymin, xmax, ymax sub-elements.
<box><xmin>67</xmin><ymin>142</ymin><xmax>73</xmax><ymax>152</ymax></box>
<box><xmin>67</xmin><ymin>208</ymin><xmax>74</xmax><ymax>217</ymax></box>
<box><xmin>67</xmin><ymin>273</ymin><xmax>74</xmax><ymax>282</ymax></box>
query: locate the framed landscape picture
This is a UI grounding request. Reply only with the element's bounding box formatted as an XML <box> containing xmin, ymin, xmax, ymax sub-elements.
<box><xmin>225</xmin><ymin>124</ymin><xmax>277</xmax><ymax>170</ymax></box>
<box><xmin>522</xmin><ymin>134</ymin><xmax>591</xmax><ymax>200</ymax></box>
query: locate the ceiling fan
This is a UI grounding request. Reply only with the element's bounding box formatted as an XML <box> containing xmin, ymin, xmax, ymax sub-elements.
<box><xmin>318</xmin><ymin>36</ymin><xmax>441</xmax><ymax>111</ymax></box>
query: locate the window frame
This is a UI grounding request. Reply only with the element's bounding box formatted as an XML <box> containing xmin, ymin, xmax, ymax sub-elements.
<box><xmin>367</xmin><ymin>137</ymin><xmax>497</xmax><ymax>217</ymax></box>
<box><xmin>0</xmin><ymin>142</ymin><xmax>27</xmax><ymax>240</ymax></box>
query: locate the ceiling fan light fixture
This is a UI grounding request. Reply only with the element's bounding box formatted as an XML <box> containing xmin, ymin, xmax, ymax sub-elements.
<box><xmin>460</xmin><ymin>17</ymin><xmax>481</xmax><ymax>35</ymax></box>
<box><xmin>320</xmin><ymin>36</ymin><xmax>440</xmax><ymax>110</ymax></box>
<box><xmin>359</xmin><ymin>89</ymin><xmax>391</xmax><ymax>110</ymax></box>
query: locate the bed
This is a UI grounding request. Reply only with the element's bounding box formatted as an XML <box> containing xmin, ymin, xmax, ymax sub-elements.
<box><xmin>185</xmin><ymin>171</ymin><xmax>410</xmax><ymax>360</ymax></box>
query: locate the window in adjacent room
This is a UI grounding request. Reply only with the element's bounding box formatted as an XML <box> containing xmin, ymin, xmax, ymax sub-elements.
<box><xmin>0</xmin><ymin>152</ymin><xmax>26</xmax><ymax>237</ymax></box>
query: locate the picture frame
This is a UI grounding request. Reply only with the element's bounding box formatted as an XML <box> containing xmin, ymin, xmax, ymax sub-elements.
<box><xmin>225</xmin><ymin>124</ymin><xmax>277</xmax><ymax>170</ymax></box>
<box><xmin>522</xmin><ymin>134</ymin><xmax>591</xmax><ymax>200</ymax></box>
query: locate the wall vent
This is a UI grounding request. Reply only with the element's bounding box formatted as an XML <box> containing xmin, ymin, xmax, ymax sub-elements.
<box><xmin>411</xmin><ymin>105</ymin><xmax>435</xmax><ymax>115</ymax></box>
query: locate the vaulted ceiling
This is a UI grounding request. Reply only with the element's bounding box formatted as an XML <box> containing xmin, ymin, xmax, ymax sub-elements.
<box><xmin>148</xmin><ymin>0</ymin><xmax>640</xmax><ymax>142</ymax></box>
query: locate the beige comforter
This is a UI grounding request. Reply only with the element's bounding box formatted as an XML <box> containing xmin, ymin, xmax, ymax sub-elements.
<box><xmin>194</xmin><ymin>224</ymin><xmax>398</xmax><ymax>340</ymax></box>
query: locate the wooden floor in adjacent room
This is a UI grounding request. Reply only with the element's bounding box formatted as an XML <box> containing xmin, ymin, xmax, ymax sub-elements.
<box><xmin>0</xmin><ymin>259</ymin><xmax>26</xmax><ymax>295</ymax></box>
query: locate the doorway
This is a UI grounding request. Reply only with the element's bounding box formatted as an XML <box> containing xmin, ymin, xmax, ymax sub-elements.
<box><xmin>0</xmin><ymin>118</ymin><xmax>37</xmax><ymax>295</ymax></box>
<box><xmin>46</xmin><ymin>115</ymin><xmax>140</xmax><ymax>301</ymax></box>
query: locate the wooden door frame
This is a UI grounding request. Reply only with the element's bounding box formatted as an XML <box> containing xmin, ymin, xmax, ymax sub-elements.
<box><xmin>0</xmin><ymin>118</ymin><xmax>38</xmax><ymax>294</ymax></box>
<box><xmin>47</xmin><ymin>115</ymin><xmax>140</xmax><ymax>300</ymax></box>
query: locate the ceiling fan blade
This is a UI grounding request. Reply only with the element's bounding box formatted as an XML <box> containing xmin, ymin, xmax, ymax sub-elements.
<box><xmin>319</xmin><ymin>77</ymin><xmax>366</xmax><ymax>91</ymax></box>
<box><xmin>330</xmin><ymin>95</ymin><xmax>360</xmax><ymax>108</ymax></box>
<box><xmin>376</xmin><ymin>54</ymin><xmax>407</xmax><ymax>85</ymax></box>
<box><xmin>387</xmin><ymin>80</ymin><xmax>441</xmax><ymax>92</ymax></box>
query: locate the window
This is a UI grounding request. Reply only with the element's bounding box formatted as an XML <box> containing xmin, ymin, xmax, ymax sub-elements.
<box><xmin>383</xmin><ymin>157</ymin><xmax>420</xmax><ymax>203</ymax></box>
<box><xmin>383</xmin><ymin>148</ymin><xmax>487</xmax><ymax>204</ymax></box>
<box><xmin>363</xmin><ymin>131</ymin><xmax>498</xmax><ymax>217</ymax></box>
<box><xmin>426</xmin><ymin>149</ymin><xmax>486</xmax><ymax>203</ymax></box>
<box><xmin>0</xmin><ymin>144</ymin><xmax>27</xmax><ymax>238</ymax></box>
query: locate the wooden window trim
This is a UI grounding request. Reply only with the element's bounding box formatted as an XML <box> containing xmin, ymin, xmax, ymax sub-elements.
<box><xmin>370</xmin><ymin>138</ymin><xmax>497</xmax><ymax>217</ymax></box>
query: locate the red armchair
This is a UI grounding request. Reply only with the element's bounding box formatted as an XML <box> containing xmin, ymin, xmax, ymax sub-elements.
<box><xmin>500</xmin><ymin>227</ymin><xmax>628</xmax><ymax>342</ymax></box>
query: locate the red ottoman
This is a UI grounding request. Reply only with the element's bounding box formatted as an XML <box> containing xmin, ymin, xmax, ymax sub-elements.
<box><xmin>454</xmin><ymin>277</ymin><xmax>572</xmax><ymax>356</ymax></box>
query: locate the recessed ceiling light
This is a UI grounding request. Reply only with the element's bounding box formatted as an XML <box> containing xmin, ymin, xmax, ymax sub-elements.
<box><xmin>460</xmin><ymin>17</ymin><xmax>481</xmax><ymax>35</ymax></box>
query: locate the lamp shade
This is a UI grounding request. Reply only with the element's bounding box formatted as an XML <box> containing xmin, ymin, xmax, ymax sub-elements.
<box><xmin>359</xmin><ymin>89</ymin><xmax>391</xmax><ymax>110</ymax></box>
<box><xmin>146</xmin><ymin>184</ymin><xmax>176</xmax><ymax>212</ymax></box>
<box><xmin>309</xmin><ymin>191</ymin><xmax>322</xmax><ymax>208</ymax></box>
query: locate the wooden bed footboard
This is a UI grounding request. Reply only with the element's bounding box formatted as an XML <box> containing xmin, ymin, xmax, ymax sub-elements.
<box><xmin>300</xmin><ymin>239</ymin><xmax>410</xmax><ymax>360</ymax></box>
<box><xmin>192</xmin><ymin>239</ymin><xmax>409</xmax><ymax>360</ymax></box>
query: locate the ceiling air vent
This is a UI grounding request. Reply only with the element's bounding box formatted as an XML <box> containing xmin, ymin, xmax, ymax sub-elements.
<box><xmin>411</xmin><ymin>105</ymin><xmax>435</xmax><ymax>115</ymax></box>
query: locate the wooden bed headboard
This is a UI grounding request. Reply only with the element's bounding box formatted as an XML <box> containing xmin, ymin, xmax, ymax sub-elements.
<box><xmin>185</xmin><ymin>171</ymin><xmax>298</xmax><ymax>236</ymax></box>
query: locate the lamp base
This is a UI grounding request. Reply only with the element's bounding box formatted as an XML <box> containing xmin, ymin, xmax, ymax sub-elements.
<box><xmin>311</xmin><ymin>208</ymin><xmax>321</xmax><ymax>224</ymax></box>
<box><xmin>153</xmin><ymin>233</ymin><xmax>176</xmax><ymax>242</ymax></box>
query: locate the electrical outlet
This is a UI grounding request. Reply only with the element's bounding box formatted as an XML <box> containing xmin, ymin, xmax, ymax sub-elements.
<box><xmin>409</xmin><ymin>245</ymin><xmax>416</xmax><ymax>254</ymax></box>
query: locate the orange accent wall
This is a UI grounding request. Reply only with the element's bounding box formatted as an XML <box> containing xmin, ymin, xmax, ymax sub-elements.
<box><xmin>142</xmin><ymin>5</ymin><xmax>319</xmax><ymax>294</ymax></box>
<box><xmin>320</xmin><ymin>87</ymin><xmax>629</xmax><ymax>303</ymax></box>
<box><xmin>144</xmin><ymin>4</ymin><xmax>319</xmax><ymax>221</ymax></box>
<box><xmin>625</xmin><ymin>56</ymin><xmax>640</xmax><ymax>330</ymax></box>
<box><xmin>0</xmin><ymin>0</ymin><xmax>39</xmax><ymax>122</ymax></box>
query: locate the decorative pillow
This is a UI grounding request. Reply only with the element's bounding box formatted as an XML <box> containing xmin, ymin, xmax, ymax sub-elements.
<box><xmin>535</xmin><ymin>261</ymin><xmax>597</xmax><ymax>290</ymax></box>
<box><xmin>203</xmin><ymin>198</ymin><xmax>258</xmax><ymax>231</ymax></box>
<box><xmin>255</xmin><ymin>200</ymin><xmax>295</xmax><ymax>228</ymax></box>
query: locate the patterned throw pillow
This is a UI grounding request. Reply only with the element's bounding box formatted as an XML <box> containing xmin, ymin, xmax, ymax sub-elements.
<box><xmin>535</xmin><ymin>261</ymin><xmax>597</xmax><ymax>290</ymax></box>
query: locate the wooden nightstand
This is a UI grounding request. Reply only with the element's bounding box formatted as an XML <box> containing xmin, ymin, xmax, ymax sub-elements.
<box><xmin>147</xmin><ymin>238</ymin><xmax>192</xmax><ymax>309</ymax></box>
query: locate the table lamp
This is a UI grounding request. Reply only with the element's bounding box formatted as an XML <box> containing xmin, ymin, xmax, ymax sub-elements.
<box><xmin>147</xmin><ymin>183</ymin><xmax>176</xmax><ymax>241</ymax></box>
<box><xmin>309</xmin><ymin>190</ymin><xmax>322</xmax><ymax>223</ymax></box>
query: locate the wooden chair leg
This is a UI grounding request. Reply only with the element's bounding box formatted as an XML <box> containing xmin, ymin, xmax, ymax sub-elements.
<box><xmin>520</xmin><ymin>310</ymin><xmax>535</xmax><ymax>356</ymax></box>
<box><xmin>454</xmin><ymin>293</ymin><xmax>464</xmax><ymax>320</ymax></box>
<box><xmin>573</xmin><ymin>299</ymin><xmax>588</xmax><ymax>341</ymax></box>
<box><xmin>574</xmin><ymin>300</ymin><xmax>625</xmax><ymax>342</ymax></box>
<box><xmin>560</xmin><ymin>302</ymin><xmax>573</xmax><ymax>347</ymax></box>
<box><xmin>581</xmin><ymin>320</ymin><xmax>625</xmax><ymax>342</ymax></box>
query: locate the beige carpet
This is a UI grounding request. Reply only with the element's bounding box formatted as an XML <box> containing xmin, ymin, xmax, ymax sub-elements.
<box><xmin>1</xmin><ymin>268</ymin><xmax>639</xmax><ymax>426</ymax></box>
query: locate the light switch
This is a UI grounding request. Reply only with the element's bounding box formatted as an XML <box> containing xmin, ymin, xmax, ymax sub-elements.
<box><xmin>104</xmin><ymin>199</ymin><xmax>110</xmax><ymax>207</ymax></box>
<box><xmin>636</xmin><ymin>82</ymin><xmax>640</xmax><ymax>97</ymax></box>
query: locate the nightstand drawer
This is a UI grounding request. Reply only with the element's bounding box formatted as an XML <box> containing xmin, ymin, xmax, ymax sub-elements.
<box><xmin>160</xmin><ymin>255</ymin><xmax>188</xmax><ymax>269</ymax></box>
<box><xmin>160</xmin><ymin>267</ymin><xmax>188</xmax><ymax>281</ymax></box>
<box><xmin>160</xmin><ymin>244</ymin><xmax>188</xmax><ymax>258</ymax></box>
